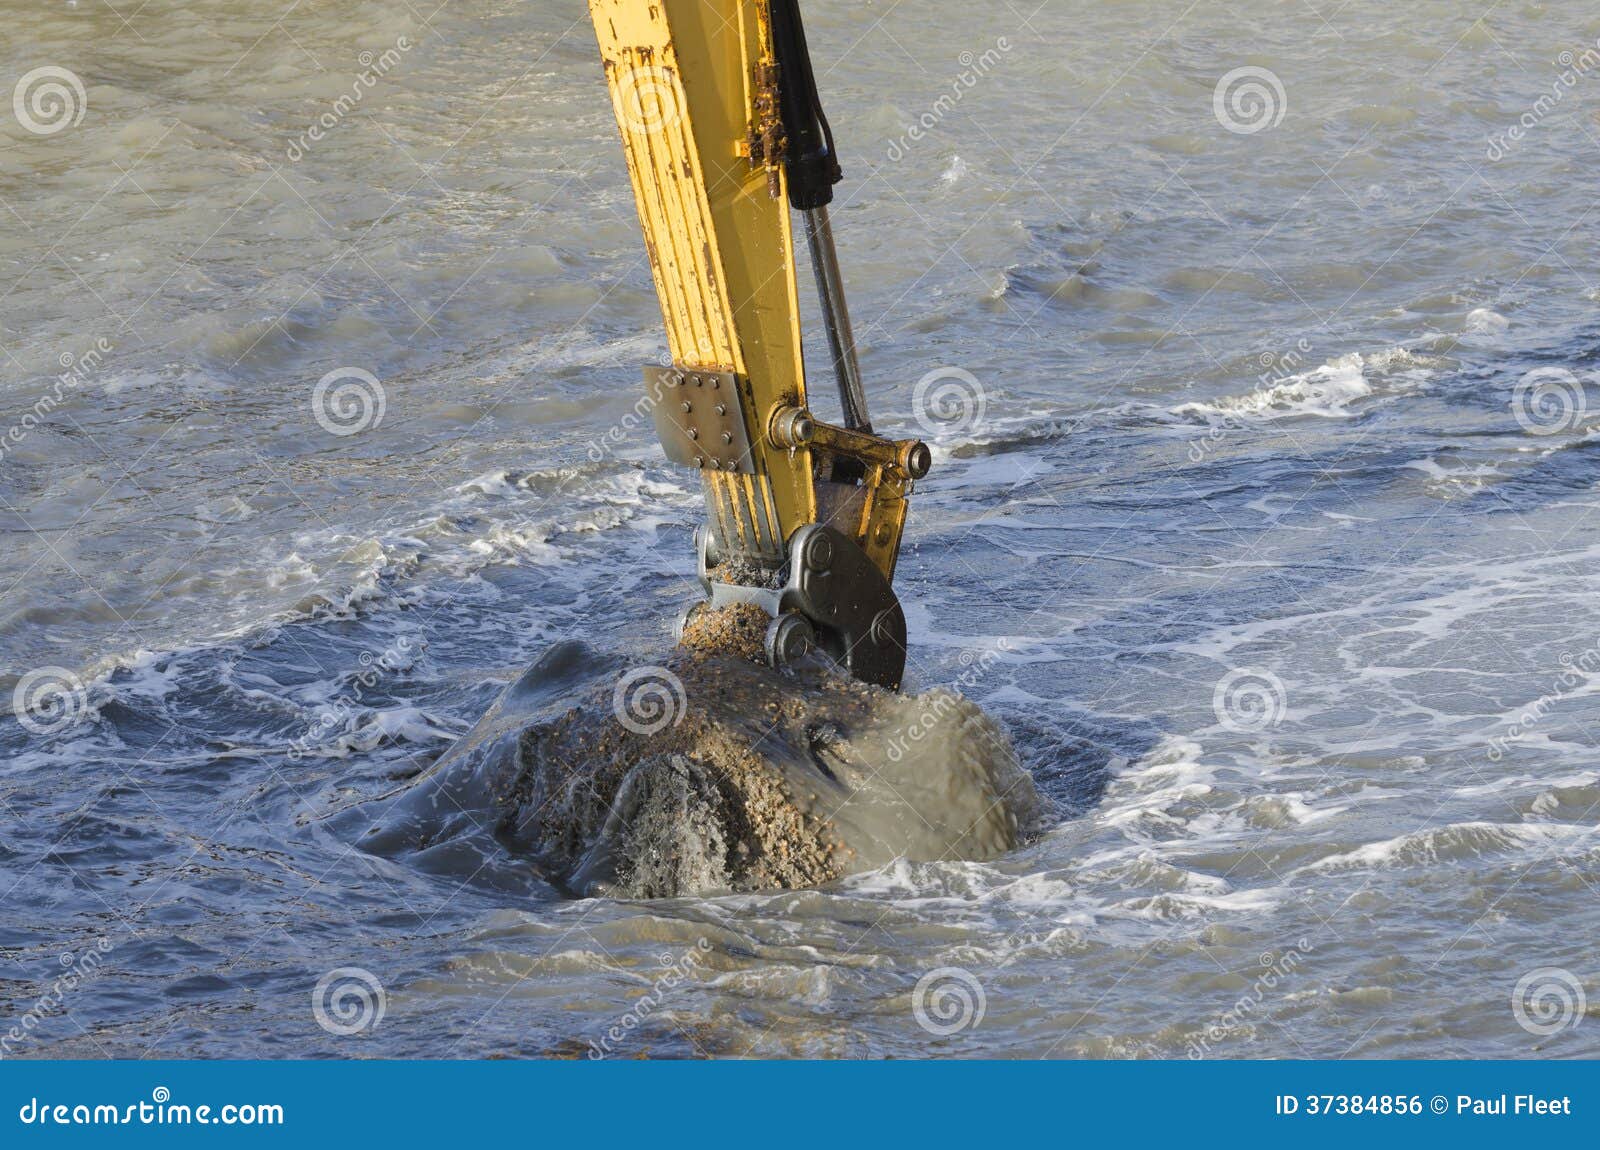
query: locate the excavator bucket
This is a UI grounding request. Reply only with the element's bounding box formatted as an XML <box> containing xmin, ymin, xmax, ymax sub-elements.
<box><xmin>587</xmin><ymin>0</ymin><xmax>929</xmax><ymax>689</ymax></box>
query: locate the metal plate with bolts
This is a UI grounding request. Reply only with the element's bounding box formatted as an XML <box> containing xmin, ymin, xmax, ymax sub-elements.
<box><xmin>644</xmin><ymin>365</ymin><xmax>755</xmax><ymax>474</ymax></box>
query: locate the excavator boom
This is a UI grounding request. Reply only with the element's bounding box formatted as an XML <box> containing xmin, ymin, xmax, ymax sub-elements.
<box><xmin>587</xmin><ymin>0</ymin><xmax>929</xmax><ymax>689</ymax></box>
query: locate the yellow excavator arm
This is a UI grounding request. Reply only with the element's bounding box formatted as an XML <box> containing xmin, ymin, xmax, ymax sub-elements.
<box><xmin>588</xmin><ymin>0</ymin><xmax>930</xmax><ymax>689</ymax></box>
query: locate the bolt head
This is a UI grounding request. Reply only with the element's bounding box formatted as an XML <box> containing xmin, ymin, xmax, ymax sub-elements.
<box><xmin>765</xmin><ymin>613</ymin><xmax>815</xmax><ymax>666</ymax></box>
<box><xmin>804</xmin><ymin>531</ymin><xmax>833</xmax><ymax>571</ymax></box>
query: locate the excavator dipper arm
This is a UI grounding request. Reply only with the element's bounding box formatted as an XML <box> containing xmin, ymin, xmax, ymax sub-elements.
<box><xmin>587</xmin><ymin>0</ymin><xmax>929</xmax><ymax>690</ymax></box>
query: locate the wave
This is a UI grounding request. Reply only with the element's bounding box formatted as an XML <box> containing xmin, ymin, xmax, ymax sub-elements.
<box><xmin>1172</xmin><ymin>349</ymin><xmax>1433</xmax><ymax>424</ymax></box>
<box><xmin>1294</xmin><ymin>821</ymin><xmax>1589</xmax><ymax>875</ymax></box>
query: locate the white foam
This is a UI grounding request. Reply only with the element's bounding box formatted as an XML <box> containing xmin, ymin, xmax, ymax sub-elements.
<box><xmin>318</xmin><ymin>705</ymin><xmax>460</xmax><ymax>759</ymax></box>
<box><xmin>1096</xmin><ymin>737</ymin><xmax>1215</xmax><ymax>833</ymax></box>
<box><xmin>1106</xmin><ymin>886</ymin><xmax>1281</xmax><ymax>921</ymax></box>
<box><xmin>1294</xmin><ymin>821</ymin><xmax>1586</xmax><ymax>875</ymax></box>
<box><xmin>1464</xmin><ymin>307</ymin><xmax>1509</xmax><ymax>334</ymax></box>
<box><xmin>1172</xmin><ymin>349</ymin><xmax>1430</xmax><ymax>425</ymax></box>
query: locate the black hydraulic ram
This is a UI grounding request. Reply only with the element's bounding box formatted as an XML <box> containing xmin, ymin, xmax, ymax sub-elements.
<box><xmin>768</xmin><ymin>0</ymin><xmax>873</xmax><ymax>436</ymax></box>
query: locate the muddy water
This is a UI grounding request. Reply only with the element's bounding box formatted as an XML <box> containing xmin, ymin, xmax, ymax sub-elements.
<box><xmin>5</xmin><ymin>1</ymin><xmax>1600</xmax><ymax>1057</ymax></box>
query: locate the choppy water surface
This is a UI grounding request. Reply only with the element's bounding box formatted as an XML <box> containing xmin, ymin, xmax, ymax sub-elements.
<box><xmin>5</xmin><ymin>0</ymin><xmax>1600</xmax><ymax>1058</ymax></box>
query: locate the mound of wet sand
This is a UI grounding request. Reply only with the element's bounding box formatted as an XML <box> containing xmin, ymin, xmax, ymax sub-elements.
<box><xmin>349</xmin><ymin>607</ymin><xmax>1044</xmax><ymax>898</ymax></box>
